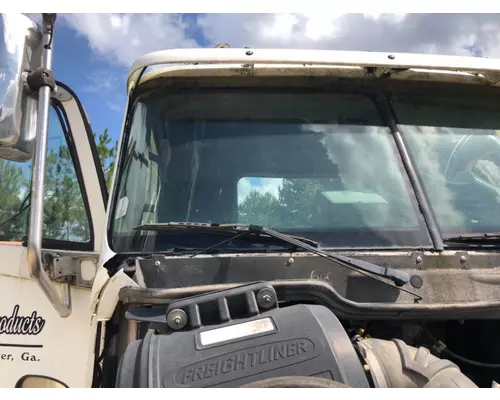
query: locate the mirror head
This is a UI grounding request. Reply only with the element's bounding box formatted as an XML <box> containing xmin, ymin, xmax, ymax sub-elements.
<box><xmin>0</xmin><ymin>13</ymin><xmax>44</xmax><ymax>162</ymax></box>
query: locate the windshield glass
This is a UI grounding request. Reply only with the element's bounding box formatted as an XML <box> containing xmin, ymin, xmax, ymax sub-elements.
<box><xmin>110</xmin><ymin>88</ymin><xmax>433</xmax><ymax>253</ymax></box>
<box><xmin>393</xmin><ymin>91</ymin><xmax>500</xmax><ymax>237</ymax></box>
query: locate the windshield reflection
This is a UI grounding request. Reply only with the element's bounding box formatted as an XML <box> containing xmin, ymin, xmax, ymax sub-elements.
<box><xmin>394</xmin><ymin>93</ymin><xmax>500</xmax><ymax>236</ymax></box>
<box><xmin>110</xmin><ymin>90</ymin><xmax>432</xmax><ymax>253</ymax></box>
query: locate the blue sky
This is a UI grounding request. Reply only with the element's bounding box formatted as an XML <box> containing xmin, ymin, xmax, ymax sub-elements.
<box><xmin>40</xmin><ymin>14</ymin><xmax>209</xmax><ymax>145</ymax></box>
<box><xmin>50</xmin><ymin>16</ymin><xmax>208</xmax><ymax>142</ymax></box>
<box><xmin>52</xmin><ymin>22</ymin><xmax>126</xmax><ymax>140</ymax></box>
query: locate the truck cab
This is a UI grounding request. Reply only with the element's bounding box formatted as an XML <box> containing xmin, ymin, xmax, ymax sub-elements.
<box><xmin>2</xmin><ymin>13</ymin><xmax>500</xmax><ymax>388</ymax></box>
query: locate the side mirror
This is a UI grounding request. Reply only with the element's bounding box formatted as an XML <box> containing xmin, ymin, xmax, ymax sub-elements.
<box><xmin>16</xmin><ymin>375</ymin><xmax>68</xmax><ymax>388</ymax></box>
<box><xmin>0</xmin><ymin>14</ymin><xmax>43</xmax><ymax>162</ymax></box>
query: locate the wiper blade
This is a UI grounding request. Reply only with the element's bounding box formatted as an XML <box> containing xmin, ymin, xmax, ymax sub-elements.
<box><xmin>134</xmin><ymin>222</ymin><xmax>320</xmax><ymax>247</ymax></box>
<box><xmin>135</xmin><ymin>222</ymin><xmax>419</xmax><ymax>299</ymax></box>
<box><xmin>444</xmin><ymin>232</ymin><xmax>500</xmax><ymax>243</ymax></box>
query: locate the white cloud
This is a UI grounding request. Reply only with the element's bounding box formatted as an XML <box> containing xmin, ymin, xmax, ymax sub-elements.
<box><xmin>198</xmin><ymin>13</ymin><xmax>500</xmax><ymax>57</ymax></box>
<box><xmin>82</xmin><ymin>69</ymin><xmax>125</xmax><ymax>113</ymax></box>
<box><xmin>259</xmin><ymin>178</ymin><xmax>283</xmax><ymax>198</ymax></box>
<box><xmin>83</xmin><ymin>69</ymin><xmax>121</xmax><ymax>93</ymax></box>
<box><xmin>57</xmin><ymin>13</ymin><xmax>500</xmax><ymax>71</ymax></box>
<box><xmin>237</xmin><ymin>177</ymin><xmax>253</xmax><ymax>204</ymax></box>
<box><xmin>61</xmin><ymin>13</ymin><xmax>198</xmax><ymax>68</ymax></box>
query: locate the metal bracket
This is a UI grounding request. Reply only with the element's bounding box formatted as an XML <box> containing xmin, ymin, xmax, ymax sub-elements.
<box><xmin>42</xmin><ymin>251</ymin><xmax>98</xmax><ymax>289</ymax></box>
<box><xmin>26</xmin><ymin>67</ymin><xmax>56</xmax><ymax>93</ymax></box>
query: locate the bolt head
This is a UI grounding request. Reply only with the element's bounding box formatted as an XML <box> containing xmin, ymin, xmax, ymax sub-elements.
<box><xmin>256</xmin><ymin>288</ymin><xmax>276</xmax><ymax>309</ymax></box>
<box><xmin>167</xmin><ymin>309</ymin><xmax>188</xmax><ymax>330</ymax></box>
<box><xmin>155</xmin><ymin>260</ymin><xmax>161</xmax><ymax>266</ymax></box>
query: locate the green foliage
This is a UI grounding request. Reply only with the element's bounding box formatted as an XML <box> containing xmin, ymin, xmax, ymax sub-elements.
<box><xmin>238</xmin><ymin>191</ymin><xmax>281</xmax><ymax>226</ymax></box>
<box><xmin>238</xmin><ymin>178</ymin><xmax>335</xmax><ymax>228</ymax></box>
<box><xmin>0</xmin><ymin>159</ymin><xmax>30</xmax><ymax>241</ymax></box>
<box><xmin>0</xmin><ymin>129</ymin><xmax>117</xmax><ymax>243</ymax></box>
<box><xmin>94</xmin><ymin>128</ymin><xmax>117</xmax><ymax>190</ymax></box>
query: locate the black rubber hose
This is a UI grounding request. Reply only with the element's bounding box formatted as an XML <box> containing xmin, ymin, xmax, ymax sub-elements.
<box><xmin>425</xmin><ymin>329</ymin><xmax>500</xmax><ymax>369</ymax></box>
<box><xmin>442</xmin><ymin>349</ymin><xmax>500</xmax><ymax>369</ymax></box>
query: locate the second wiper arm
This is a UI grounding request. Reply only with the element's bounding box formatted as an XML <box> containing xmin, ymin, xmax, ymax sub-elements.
<box><xmin>444</xmin><ymin>232</ymin><xmax>500</xmax><ymax>243</ymax></box>
<box><xmin>135</xmin><ymin>222</ymin><xmax>412</xmax><ymax>288</ymax></box>
<box><xmin>247</xmin><ymin>225</ymin><xmax>410</xmax><ymax>287</ymax></box>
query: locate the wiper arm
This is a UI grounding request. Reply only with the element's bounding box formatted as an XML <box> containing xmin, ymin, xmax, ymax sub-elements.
<box><xmin>444</xmin><ymin>232</ymin><xmax>500</xmax><ymax>243</ymax></box>
<box><xmin>135</xmin><ymin>222</ymin><xmax>419</xmax><ymax>299</ymax></box>
<box><xmin>248</xmin><ymin>225</ymin><xmax>410</xmax><ymax>287</ymax></box>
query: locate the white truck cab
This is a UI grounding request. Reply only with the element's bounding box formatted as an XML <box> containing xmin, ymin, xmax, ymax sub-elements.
<box><xmin>2</xmin><ymin>13</ymin><xmax>500</xmax><ymax>388</ymax></box>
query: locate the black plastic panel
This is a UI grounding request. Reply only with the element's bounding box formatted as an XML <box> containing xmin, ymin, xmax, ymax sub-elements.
<box><xmin>115</xmin><ymin>303</ymin><xmax>369</xmax><ymax>388</ymax></box>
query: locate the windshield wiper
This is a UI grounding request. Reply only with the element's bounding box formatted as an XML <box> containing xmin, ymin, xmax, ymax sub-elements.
<box><xmin>134</xmin><ymin>222</ymin><xmax>419</xmax><ymax>298</ymax></box>
<box><xmin>444</xmin><ymin>233</ymin><xmax>500</xmax><ymax>244</ymax></box>
<box><xmin>135</xmin><ymin>222</ymin><xmax>319</xmax><ymax>247</ymax></box>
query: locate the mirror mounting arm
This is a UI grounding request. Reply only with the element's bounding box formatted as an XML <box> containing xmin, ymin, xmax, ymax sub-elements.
<box><xmin>26</xmin><ymin>13</ymin><xmax>71</xmax><ymax>318</ymax></box>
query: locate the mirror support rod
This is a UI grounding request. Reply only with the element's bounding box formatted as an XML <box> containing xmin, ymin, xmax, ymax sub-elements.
<box><xmin>26</xmin><ymin>14</ymin><xmax>71</xmax><ymax>318</ymax></box>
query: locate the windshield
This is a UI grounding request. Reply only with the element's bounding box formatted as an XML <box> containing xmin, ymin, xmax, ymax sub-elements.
<box><xmin>110</xmin><ymin>88</ymin><xmax>433</xmax><ymax>253</ymax></box>
<box><xmin>392</xmin><ymin>91</ymin><xmax>500</xmax><ymax>237</ymax></box>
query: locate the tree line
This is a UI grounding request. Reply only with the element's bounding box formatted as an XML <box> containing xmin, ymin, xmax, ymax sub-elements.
<box><xmin>0</xmin><ymin>129</ymin><xmax>116</xmax><ymax>243</ymax></box>
<box><xmin>0</xmin><ymin>127</ymin><xmax>333</xmax><ymax>243</ymax></box>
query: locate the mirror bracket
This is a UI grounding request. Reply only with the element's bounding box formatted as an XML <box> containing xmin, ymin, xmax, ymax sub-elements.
<box><xmin>26</xmin><ymin>67</ymin><xmax>56</xmax><ymax>94</ymax></box>
<box><xmin>41</xmin><ymin>251</ymin><xmax>98</xmax><ymax>289</ymax></box>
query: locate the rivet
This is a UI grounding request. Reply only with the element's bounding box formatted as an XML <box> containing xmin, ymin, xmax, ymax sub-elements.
<box><xmin>287</xmin><ymin>257</ymin><xmax>294</xmax><ymax>266</ymax></box>
<box><xmin>416</xmin><ymin>256</ymin><xmax>423</xmax><ymax>264</ymax></box>
<box><xmin>246</xmin><ymin>50</ymin><xmax>253</xmax><ymax>56</ymax></box>
<box><xmin>155</xmin><ymin>260</ymin><xmax>161</xmax><ymax>266</ymax></box>
<box><xmin>460</xmin><ymin>255</ymin><xmax>467</xmax><ymax>263</ymax></box>
<box><xmin>388</xmin><ymin>54</ymin><xmax>395</xmax><ymax>60</ymax></box>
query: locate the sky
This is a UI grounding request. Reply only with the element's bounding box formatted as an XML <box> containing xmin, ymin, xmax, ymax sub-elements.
<box><xmin>22</xmin><ymin>13</ymin><xmax>500</xmax><ymax>203</ymax></box>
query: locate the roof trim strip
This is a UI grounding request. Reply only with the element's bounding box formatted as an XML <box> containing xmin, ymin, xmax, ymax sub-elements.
<box><xmin>127</xmin><ymin>48</ymin><xmax>500</xmax><ymax>91</ymax></box>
